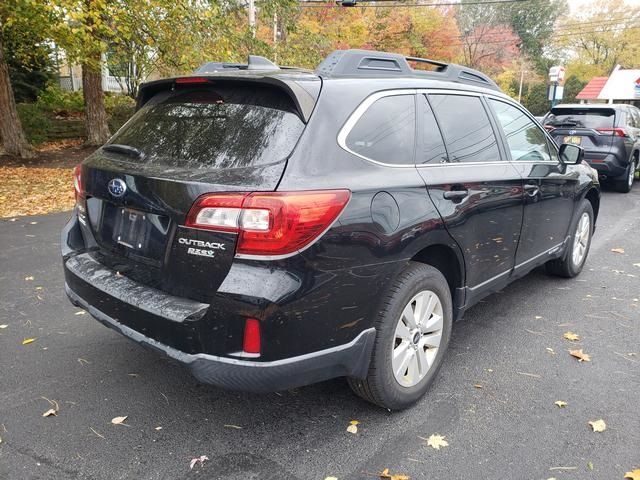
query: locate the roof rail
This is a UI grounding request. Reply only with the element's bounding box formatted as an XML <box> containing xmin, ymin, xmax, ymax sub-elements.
<box><xmin>196</xmin><ymin>55</ymin><xmax>280</xmax><ymax>73</ymax></box>
<box><xmin>315</xmin><ymin>49</ymin><xmax>500</xmax><ymax>92</ymax></box>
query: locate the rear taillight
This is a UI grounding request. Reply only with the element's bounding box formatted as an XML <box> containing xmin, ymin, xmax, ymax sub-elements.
<box><xmin>596</xmin><ymin>127</ymin><xmax>628</xmax><ymax>137</ymax></box>
<box><xmin>73</xmin><ymin>164</ymin><xmax>83</xmax><ymax>201</ymax></box>
<box><xmin>185</xmin><ymin>190</ymin><xmax>351</xmax><ymax>256</ymax></box>
<box><xmin>543</xmin><ymin>125</ymin><xmax>555</xmax><ymax>132</ymax></box>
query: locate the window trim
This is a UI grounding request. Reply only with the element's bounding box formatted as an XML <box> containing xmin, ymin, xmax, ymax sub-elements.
<box><xmin>337</xmin><ymin>89</ymin><xmax>418</xmax><ymax>168</ymax></box>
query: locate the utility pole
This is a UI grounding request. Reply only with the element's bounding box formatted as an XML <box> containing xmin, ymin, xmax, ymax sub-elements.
<box><xmin>248</xmin><ymin>0</ymin><xmax>256</xmax><ymax>37</ymax></box>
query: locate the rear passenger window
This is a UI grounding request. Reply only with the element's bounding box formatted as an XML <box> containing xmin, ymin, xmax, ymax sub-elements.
<box><xmin>429</xmin><ymin>94</ymin><xmax>500</xmax><ymax>163</ymax></box>
<box><xmin>345</xmin><ymin>94</ymin><xmax>415</xmax><ymax>164</ymax></box>
<box><xmin>489</xmin><ymin>99</ymin><xmax>551</xmax><ymax>162</ymax></box>
<box><xmin>418</xmin><ymin>95</ymin><xmax>448</xmax><ymax>164</ymax></box>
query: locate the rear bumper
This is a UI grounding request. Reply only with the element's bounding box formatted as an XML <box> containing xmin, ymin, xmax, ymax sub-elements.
<box><xmin>65</xmin><ymin>283</ymin><xmax>375</xmax><ymax>392</ymax></box>
<box><xmin>585</xmin><ymin>153</ymin><xmax>629</xmax><ymax>178</ymax></box>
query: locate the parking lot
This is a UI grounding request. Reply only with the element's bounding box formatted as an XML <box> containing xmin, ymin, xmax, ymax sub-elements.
<box><xmin>1</xmin><ymin>187</ymin><xmax>639</xmax><ymax>480</ymax></box>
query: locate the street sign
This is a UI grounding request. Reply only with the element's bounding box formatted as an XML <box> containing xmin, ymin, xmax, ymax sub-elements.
<box><xmin>549</xmin><ymin>66</ymin><xmax>566</xmax><ymax>85</ymax></box>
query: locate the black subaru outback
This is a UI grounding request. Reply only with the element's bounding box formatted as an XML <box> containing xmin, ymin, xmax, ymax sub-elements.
<box><xmin>62</xmin><ymin>50</ymin><xmax>600</xmax><ymax>410</ymax></box>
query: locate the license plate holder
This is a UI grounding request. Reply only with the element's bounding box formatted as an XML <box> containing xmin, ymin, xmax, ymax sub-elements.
<box><xmin>563</xmin><ymin>135</ymin><xmax>582</xmax><ymax>145</ymax></box>
<box><xmin>115</xmin><ymin>208</ymin><xmax>149</xmax><ymax>250</ymax></box>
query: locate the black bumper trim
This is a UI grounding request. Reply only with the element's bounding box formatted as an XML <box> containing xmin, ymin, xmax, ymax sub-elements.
<box><xmin>66</xmin><ymin>284</ymin><xmax>376</xmax><ymax>392</ymax></box>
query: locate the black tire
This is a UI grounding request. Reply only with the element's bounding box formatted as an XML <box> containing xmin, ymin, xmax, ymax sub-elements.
<box><xmin>546</xmin><ymin>200</ymin><xmax>594</xmax><ymax>278</ymax></box>
<box><xmin>613</xmin><ymin>160</ymin><xmax>635</xmax><ymax>193</ymax></box>
<box><xmin>348</xmin><ymin>262</ymin><xmax>453</xmax><ymax>410</ymax></box>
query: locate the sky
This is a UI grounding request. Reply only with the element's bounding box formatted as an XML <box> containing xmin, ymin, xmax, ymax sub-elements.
<box><xmin>568</xmin><ymin>0</ymin><xmax>640</xmax><ymax>11</ymax></box>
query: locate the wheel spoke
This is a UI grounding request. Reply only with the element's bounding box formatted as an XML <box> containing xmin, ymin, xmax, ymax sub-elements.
<box><xmin>420</xmin><ymin>331</ymin><xmax>442</xmax><ymax>349</ymax></box>
<box><xmin>415</xmin><ymin>348</ymin><xmax>429</xmax><ymax>376</ymax></box>
<box><xmin>422</xmin><ymin>313</ymin><xmax>443</xmax><ymax>334</ymax></box>
<box><xmin>393</xmin><ymin>346</ymin><xmax>413</xmax><ymax>379</ymax></box>
<box><xmin>402</xmin><ymin>303</ymin><xmax>418</xmax><ymax>329</ymax></box>
<box><xmin>406</xmin><ymin>352</ymin><xmax>419</xmax><ymax>382</ymax></box>
<box><xmin>395</xmin><ymin>320</ymin><xmax>412</xmax><ymax>342</ymax></box>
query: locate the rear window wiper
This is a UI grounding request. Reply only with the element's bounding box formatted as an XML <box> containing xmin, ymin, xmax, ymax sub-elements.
<box><xmin>103</xmin><ymin>144</ymin><xmax>145</xmax><ymax>159</ymax></box>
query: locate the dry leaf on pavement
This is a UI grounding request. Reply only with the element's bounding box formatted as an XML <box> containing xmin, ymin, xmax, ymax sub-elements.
<box><xmin>588</xmin><ymin>419</ymin><xmax>606</xmax><ymax>432</ymax></box>
<box><xmin>424</xmin><ymin>434</ymin><xmax>449</xmax><ymax>450</ymax></box>
<box><xmin>189</xmin><ymin>455</ymin><xmax>209</xmax><ymax>470</ymax></box>
<box><xmin>563</xmin><ymin>332</ymin><xmax>580</xmax><ymax>341</ymax></box>
<box><xmin>569</xmin><ymin>349</ymin><xmax>591</xmax><ymax>362</ymax></box>
<box><xmin>74</xmin><ymin>311</ymin><xmax>86</xmax><ymax>315</ymax></box>
<box><xmin>624</xmin><ymin>469</ymin><xmax>640</xmax><ymax>480</ymax></box>
<box><xmin>111</xmin><ymin>416</ymin><xmax>128</xmax><ymax>425</ymax></box>
<box><xmin>42</xmin><ymin>409</ymin><xmax>57</xmax><ymax>417</ymax></box>
<box><xmin>380</xmin><ymin>468</ymin><xmax>410</xmax><ymax>480</ymax></box>
<box><xmin>22</xmin><ymin>338</ymin><xmax>36</xmax><ymax>345</ymax></box>
<box><xmin>346</xmin><ymin>420</ymin><xmax>359</xmax><ymax>434</ymax></box>
<box><xmin>0</xmin><ymin>324</ymin><xmax>7</xmax><ymax>329</ymax></box>
<box><xmin>42</xmin><ymin>397</ymin><xmax>59</xmax><ymax>417</ymax></box>
<box><xmin>324</xmin><ymin>477</ymin><xmax>338</xmax><ymax>480</ymax></box>
<box><xmin>611</xmin><ymin>248</ymin><xmax>625</xmax><ymax>254</ymax></box>
<box><xmin>554</xmin><ymin>401</ymin><xmax>567</xmax><ymax>408</ymax></box>
<box><xmin>25</xmin><ymin>276</ymin><xmax>34</xmax><ymax>281</ymax></box>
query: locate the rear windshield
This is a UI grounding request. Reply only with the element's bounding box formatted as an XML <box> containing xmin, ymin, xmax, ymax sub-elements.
<box><xmin>544</xmin><ymin>108</ymin><xmax>615</xmax><ymax>129</ymax></box>
<box><xmin>106</xmin><ymin>85</ymin><xmax>305</xmax><ymax>170</ymax></box>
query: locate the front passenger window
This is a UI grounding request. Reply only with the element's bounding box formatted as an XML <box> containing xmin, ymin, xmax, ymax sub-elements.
<box><xmin>490</xmin><ymin>99</ymin><xmax>551</xmax><ymax>162</ymax></box>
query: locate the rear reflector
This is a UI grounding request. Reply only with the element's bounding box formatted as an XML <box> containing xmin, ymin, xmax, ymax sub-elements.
<box><xmin>73</xmin><ymin>164</ymin><xmax>83</xmax><ymax>201</ymax></box>
<box><xmin>185</xmin><ymin>190</ymin><xmax>351</xmax><ymax>256</ymax></box>
<box><xmin>243</xmin><ymin>318</ymin><xmax>261</xmax><ymax>354</ymax></box>
<box><xmin>596</xmin><ymin>127</ymin><xmax>628</xmax><ymax>137</ymax></box>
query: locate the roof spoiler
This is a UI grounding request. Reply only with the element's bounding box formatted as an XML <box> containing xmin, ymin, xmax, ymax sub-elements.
<box><xmin>195</xmin><ymin>55</ymin><xmax>280</xmax><ymax>73</ymax></box>
<box><xmin>316</xmin><ymin>49</ymin><xmax>501</xmax><ymax>92</ymax></box>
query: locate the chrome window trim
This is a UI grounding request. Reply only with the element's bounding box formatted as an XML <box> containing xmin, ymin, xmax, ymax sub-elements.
<box><xmin>336</xmin><ymin>88</ymin><xmax>418</xmax><ymax>168</ymax></box>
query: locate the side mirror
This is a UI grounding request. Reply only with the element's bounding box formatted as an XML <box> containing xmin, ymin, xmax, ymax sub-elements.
<box><xmin>559</xmin><ymin>143</ymin><xmax>584</xmax><ymax>165</ymax></box>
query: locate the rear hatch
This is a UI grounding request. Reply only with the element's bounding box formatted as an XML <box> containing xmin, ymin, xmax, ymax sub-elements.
<box><xmin>79</xmin><ymin>77</ymin><xmax>319</xmax><ymax>301</ymax></box>
<box><xmin>543</xmin><ymin>107</ymin><xmax>617</xmax><ymax>159</ymax></box>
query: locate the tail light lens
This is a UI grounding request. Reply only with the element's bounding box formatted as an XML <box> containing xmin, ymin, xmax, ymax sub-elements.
<box><xmin>185</xmin><ymin>190</ymin><xmax>351</xmax><ymax>256</ymax></box>
<box><xmin>243</xmin><ymin>318</ymin><xmax>261</xmax><ymax>354</ymax></box>
<box><xmin>543</xmin><ymin>125</ymin><xmax>555</xmax><ymax>132</ymax></box>
<box><xmin>73</xmin><ymin>164</ymin><xmax>83</xmax><ymax>201</ymax></box>
<box><xmin>596</xmin><ymin>127</ymin><xmax>628</xmax><ymax>137</ymax></box>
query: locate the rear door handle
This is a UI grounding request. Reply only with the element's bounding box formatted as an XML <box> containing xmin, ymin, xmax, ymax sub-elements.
<box><xmin>524</xmin><ymin>184</ymin><xmax>539</xmax><ymax>196</ymax></box>
<box><xmin>443</xmin><ymin>190</ymin><xmax>469</xmax><ymax>200</ymax></box>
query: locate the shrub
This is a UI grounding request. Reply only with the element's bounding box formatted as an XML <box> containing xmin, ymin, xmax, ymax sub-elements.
<box><xmin>17</xmin><ymin>103</ymin><xmax>52</xmax><ymax>145</ymax></box>
<box><xmin>36</xmin><ymin>84</ymin><xmax>84</xmax><ymax>115</ymax></box>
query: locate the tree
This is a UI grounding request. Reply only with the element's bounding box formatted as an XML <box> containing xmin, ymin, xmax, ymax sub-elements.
<box><xmin>0</xmin><ymin>0</ymin><xmax>54</xmax><ymax>158</ymax></box>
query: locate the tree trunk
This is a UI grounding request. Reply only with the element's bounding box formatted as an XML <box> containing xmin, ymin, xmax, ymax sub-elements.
<box><xmin>0</xmin><ymin>37</ymin><xmax>34</xmax><ymax>159</ymax></box>
<box><xmin>82</xmin><ymin>60</ymin><xmax>110</xmax><ymax>146</ymax></box>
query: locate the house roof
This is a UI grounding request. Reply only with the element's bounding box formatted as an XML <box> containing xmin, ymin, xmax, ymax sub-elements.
<box><xmin>576</xmin><ymin>77</ymin><xmax>608</xmax><ymax>100</ymax></box>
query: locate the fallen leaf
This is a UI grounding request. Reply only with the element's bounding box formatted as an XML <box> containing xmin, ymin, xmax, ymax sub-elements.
<box><xmin>346</xmin><ymin>420</ymin><xmax>359</xmax><ymax>434</ymax></box>
<box><xmin>534</xmin><ymin>315</ymin><xmax>543</xmax><ymax>319</ymax></box>
<box><xmin>324</xmin><ymin>477</ymin><xmax>339</xmax><ymax>480</ymax></box>
<box><xmin>0</xmin><ymin>324</ymin><xmax>7</xmax><ymax>329</ymax></box>
<box><xmin>189</xmin><ymin>455</ymin><xmax>209</xmax><ymax>470</ymax></box>
<box><xmin>41</xmin><ymin>397</ymin><xmax>59</xmax><ymax>417</ymax></box>
<box><xmin>569</xmin><ymin>349</ymin><xmax>591</xmax><ymax>362</ymax></box>
<box><xmin>155</xmin><ymin>426</ymin><xmax>162</xmax><ymax>431</ymax></box>
<box><xmin>42</xmin><ymin>408</ymin><xmax>57</xmax><ymax>417</ymax></box>
<box><xmin>624</xmin><ymin>469</ymin><xmax>640</xmax><ymax>480</ymax></box>
<box><xmin>380</xmin><ymin>468</ymin><xmax>410</xmax><ymax>480</ymax></box>
<box><xmin>587</xmin><ymin>461</ymin><xmax>593</xmax><ymax>471</ymax></box>
<box><xmin>546</xmin><ymin>347</ymin><xmax>556</xmax><ymax>355</ymax></box>
<box><xmin>554</xmin><ymin>401</ymin><xmax>567</xmax><ymax>408</ymax></box>
<box><xmin>74</xmin><ymin>311</ymin><xmax>86</xmax><ymax>315</ymax></box>
<box><xmin>111</xmin><ymin>416</ymin><xmax>128</xmax><ymax>425</ymax></box>
<box><xmin>633</xmin><ymin>263</ymin><xmax>640</xmax><ymax>268</ymax></box>
<box><xmin>224</xmin><ymin>424</ymin><xmax>242</xmax><ymax>429</ymax></box>
<box><xmin>22</xmin><ymin>338</ymin><xmax>36</xmax><ymax>345</ymax></box>
<box><xmin>473</xmin><ymin>384</ymin><xmax>483</xmax><ymax>389</ymax></box>
<box><xmin>425</xmin><ymin>434</ymin><xmax>449</xmax><ymax>450</ymax></box>
<box><xmin>563</xmin><ymin>331</ymin><xmax>580</xmax><ymax>341</ymax></box>
<box><xmin>611</xmin><ymin>248</ymin><xmax>625</xmax><ymax>254</ymax></box>
<box><xmin>588</xmin><ymin>419</ymin><xmax>606</xmax><ymax>432</ymax></box>
<box><xmin>25</xmin><ymin>276</ymin><xmax>34</xmax><ymax>281</ymax></box>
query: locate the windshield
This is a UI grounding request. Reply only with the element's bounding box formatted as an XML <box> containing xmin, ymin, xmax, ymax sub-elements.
<box><xmin>106</xmin><ymin>85</ymin><xmax>305</xmax><ymax>170</ymax></box>
<box><xmin>544</xmin><ymin>108</ymin><xmax>615</xmax><ymax>129</ymax></box>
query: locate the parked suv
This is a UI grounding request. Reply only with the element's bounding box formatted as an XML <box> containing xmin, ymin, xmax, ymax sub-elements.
<box><xmin>542</xmin><ymin>103</ymin><xmax>640</xmax><ymax>192</ymax></box>
<box><xmin>62</xmin><ymin>50</ymin><xmax>600</xmax><ymax>410</ymax></box>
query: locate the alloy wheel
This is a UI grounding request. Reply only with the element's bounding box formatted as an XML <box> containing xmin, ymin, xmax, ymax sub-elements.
<box><xmin>392</xmin><ymin>290</ymin><xmax>444</xmax><ymax>388</ymax></box>
<box><xmin>572</xmin><ymin>212</ymin><xmax>590</xmax><ymax>267</ymax></box>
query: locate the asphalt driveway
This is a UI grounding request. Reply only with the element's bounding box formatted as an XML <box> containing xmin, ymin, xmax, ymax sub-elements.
<box><xmin>1</xmin><ymin>188</ymin><xmax>639</xmax><ymax>480</ymax></box>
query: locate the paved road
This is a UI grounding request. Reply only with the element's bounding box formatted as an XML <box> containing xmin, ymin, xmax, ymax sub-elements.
<box><xmin>1</xmin><ymin>187</ymin><xmax>639</xmax><ymax>480</ymax></box>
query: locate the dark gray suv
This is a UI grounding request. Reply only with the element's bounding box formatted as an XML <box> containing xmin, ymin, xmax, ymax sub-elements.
<box><xmin>543</xmin><ymin>103</ymin><xmax>640</xmax><ymax>193</ymax></box>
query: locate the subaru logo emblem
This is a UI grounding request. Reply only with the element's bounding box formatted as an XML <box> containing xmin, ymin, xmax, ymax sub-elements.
<box><xmin>108</xmin><ymin>178</ymin><xmax>127</xmax><ymax>198</ymax></box>
<box><xmin>569</xmin><ymin>130</ymin><xmax>576</xmax><ymax>135</ymax></box>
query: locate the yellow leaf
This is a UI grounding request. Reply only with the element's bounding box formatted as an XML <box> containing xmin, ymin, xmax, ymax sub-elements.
<box><xmin>569</xmin><ymin>349</ymin><xmax>591</xmax><ymax>362</ymax></box>
<box><xmin>380</xmin><ymin>468</ymin><xmax>410</xmax><ymax>480</ymax></box>
<box><xmin>624</xmin><ymin>468</ymin><xmax>640</xmax><ymax>480</ymax></box>
<box><xmin>111</xmin><ymin>416</ymin><xmax>128</xmax><ymax>425</ymax></box>
<box><xmin>22</xmin><ymin>338</ymin><xmax>36</xmax><ymax>345</ymax></box>
<box><xmin>563</xmin><ymin>332</ymin><xmax>580</xmax><ymax>341</ymax></box>
<box><xmin>42</xmin><ymin>408</ymin><xmax>57</xmax><ymax>417</ymax></box>
<box><xmin>324</xmin><ymin>477</ymin><xmax>339</xmax><ymax>480</ymax></box>
<box><xmin>588</xmin><ymin>419</ymin><xmax>606</xmax><ymax>432</ymax></box>
<box><xmin>611</xmin><ymin>248</ymin><xmax>625</xmax><ymax>254</ymax></box>
<box><xmin>425</xmin><ymin>434</ymin><xmax>449</xmax><ymax>450</ymax></box>
<box><xmin>0</xmin><ymin>324</ymin><xmax>8</xmax><ymax>329</ymax></box>
<box><xmin>554</xmin><ymin>401</ymin><xmax>567</xmax><ymax>408</ymax></box>
<box><xmin>346</xmin><ymin>421</ymin><xmax>358</xmax><ymax>434</ymax></box>
<box><xmin>74</xmin><ymin>311</ymin><xmax>86</xmax><ymax>316</ymax></box>
<box><xmin>25</xmin><ymin>276</ymin><xmax>34</xmax><ymax>281</ymax></box>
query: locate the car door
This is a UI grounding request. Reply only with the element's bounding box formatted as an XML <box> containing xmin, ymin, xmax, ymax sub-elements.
<box><xmin>487</xmin><ymin>98</ymin><xmax>578</xmax><ymax>271</ymax></box>
<box><xmin>415</xmin><ymin>92</ymin><xmax>524</xmax><ymax>301</ymax></box>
